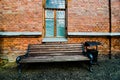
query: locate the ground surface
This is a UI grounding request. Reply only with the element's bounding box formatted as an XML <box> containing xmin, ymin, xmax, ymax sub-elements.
<box><xmin>0</xmin><ymin>58</ymin><xmax>120</xmax><ymax>80</ymax></box>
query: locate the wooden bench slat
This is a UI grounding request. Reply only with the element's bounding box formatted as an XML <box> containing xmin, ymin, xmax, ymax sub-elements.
<box><xmin>29</xmin><ymin>51</ymin><xmax>83</xmax><ymax>53</ymax></box>
<box><xmin>30</xmin><ymin>44</ymin><xmax>82</xmax><ymax>46</ymax></box>
<box><xmin>29</xmin><ymin>47</ymin><xmax>82</xmax><ymax>49</ymax></box>
<box><xmin>29</xmin><ymin>44</ymin><xmax>83</xmax><ymax>48</ymax></box>
<box><xmin>29</xmin><ymin>48</ymin><xmax>82</xmax><ymax>51</ymax></box>
<box><xmin>29</xmin><ymin>47</ymin><xmax>83</xmax><ymax>49</ymax></box>
<box><xmin>29</xmin><ymin>49</ymin><xmax>82</xmax><ymax>52</ymax></box>
<box><xmin>29</xmin><ymin>51</ymin><xmax>82</xmax><ymax>54</ymax></box>
<box><xmin>28</xmin><ymin>52</ymin><xmax>83</xmax><ymax>56</ymax></box>
<box><xmin>20</xmin><ymin>55</ymin><xmax>89</xmax><ymax>63</ymax></box>
<box><xmin>29</xmin><ymin>46</ymin><xmax>83</xmax><ymax>49</ymax></box>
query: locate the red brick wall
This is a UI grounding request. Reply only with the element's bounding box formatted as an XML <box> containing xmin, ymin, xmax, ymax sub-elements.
<box><xmin>111</xmin><ymin>0</ymin><xmax>120</xmax><ymax>32</ymax></box>
<box><xmin>1</xmin><ymin>0</ymin><xmax>42</xmax><ymax>32</ymax></box>
<box><xmin>68</xmin><ymin>0</ymin><xmax>109</xmax><ymax>32</ymax></box>
<box><xmin>68</xmin><ymin>37</ymin><xmax>120</xmax><ymax>55</ymax></box>
<box><xmin>0</xmin><ymin>0</ymin><xmax>43</xmax><ymax>61</ymax></box>
<box><xmin>68</xmin><ymin>37</ymin><xmax>109</xmax><ymax>54</ymax></box>
<box><xmin>0</xmin><ymin>0</ymin><xmax>120</xmax><ymax>61</ymax></box>
<box><xmin>111</xmin><ymin>37</ymin><xmax>120</xmax><ymax>54</ymax></box>
<box><xmin>0</xmin><ymin>37</ymin><xmax>42</xmax><ymax>62</ymax></box>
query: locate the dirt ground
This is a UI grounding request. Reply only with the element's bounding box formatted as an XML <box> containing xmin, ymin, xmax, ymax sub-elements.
<box><xmin>0</xmin><ymin>58</ymin><xmax>120</xmax><ymax>80</ymax></box>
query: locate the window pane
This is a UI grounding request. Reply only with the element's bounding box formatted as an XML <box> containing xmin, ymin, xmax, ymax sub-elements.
<box><xmin>45</xmin><ymin>19</ymin><xmax>54</xmax><ymax>37</ymax></box>
<box><xmin>56</xmin><ymin>19</ymin><xmax>65</xmax><ymax>37</ymax></box>
<box><xmin>46</xmin><ymin>0</ymin><xmax>65</xmax><ymax>9</ymax></box>
<box><xmin>56</xmin><ymin>11</ymin><xmax>65</xmax><ymax>18</ymax></box>
<box><xmin>45</xmin><ymin>10</ymin><xmax>54</xmax><ymax>18</ymax></box>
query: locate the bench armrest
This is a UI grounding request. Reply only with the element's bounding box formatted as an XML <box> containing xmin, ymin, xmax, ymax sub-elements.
<box><xmin>16</xmin><ymin>55</ymin><xmax>26</xmax><ymax>64</ymax></box>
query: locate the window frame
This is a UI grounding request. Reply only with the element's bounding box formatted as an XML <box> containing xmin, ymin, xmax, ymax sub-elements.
<box><xmin>43</xmin><ymin>0</ymin><xmax>67</xmax><ymax>38</ymax></box>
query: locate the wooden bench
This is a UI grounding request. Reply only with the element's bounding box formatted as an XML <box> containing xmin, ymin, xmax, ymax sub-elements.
<box><xmin>16</xmin><ymin>43</ymin><xmax>93</xmax><ymax>73</ymax></box>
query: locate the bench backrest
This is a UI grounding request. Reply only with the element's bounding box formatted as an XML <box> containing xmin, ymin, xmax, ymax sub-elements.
<box><xmin>27</xmin><ymin>44</ymin><xmax>84</xmax><ymax>56</ymax></box>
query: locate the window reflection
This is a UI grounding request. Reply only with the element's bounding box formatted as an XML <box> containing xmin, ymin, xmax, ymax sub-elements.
<box><xmin>56</xmin><ymin>11</ymin><xmax>65</xmax><ymax>18</ymax></box>
<box><xmin>45</xmin><ymin>19</ymin><xmax>54</xmax><ymax>37</ymax></box>
<box><xmin>45</xmin><ymin>10</ymin><xmax>54</xmax><ymax>18</ymax></box>
<box><xmin>57</xmin><ymin>19</ymin><xmax>65</xmax><ymax>37</ymax></box>
<box><xmin>46</xmin><ymin>0</ymin><xmax>65</xmax><ymax>9</ymax></box>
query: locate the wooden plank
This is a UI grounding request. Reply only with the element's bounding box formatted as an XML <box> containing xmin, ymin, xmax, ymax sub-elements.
<box><xmin>28</xmin><ymin>52</ymin><xmax>83</xmax><ymax>56</ymax></box>
<box><xmin>29</xmin><ymin>48</ymin><xmax>82</xmax><ymax>52</ymax></box>
<box><xmin>29</xmin><ymin>47</ymin><xmax>82</xmax><ymax>49</ymax></box>
<box><xmin>20</xmin><ymin>55</ymin><xmax>89</xmax><ymax>63</ymax></box>
<box><xmin>30</xmin><ymin>44</ymin><xmax>81</xmax><ymax>46</ymax></box>
<box><xmin>30</xmin><ymin>44</ymin><xmax>83</xmax><ymax>48</ymax></box>
<box><xmin>30</xmin><ymin>50</ymin><xmax>82</xmax><ymax>53</ymax></box>
<box><xmin>30</xmin><ymin>44</ymin><xmax>82</xmax><ymax>47</ymax></box>
<box><xmin>29</xmin><ymin>51</ymin><xmax>83</xmax><ymax>53</ymax></box>
<box><xmin>29</xmin><ymin>48</ymin><xmax>82</xmax><ymax>51</ymax></box>
<box><xmin>29</xmin><ymin>46</ymin><xmax>83</xmax><ymax>48</ymax></box>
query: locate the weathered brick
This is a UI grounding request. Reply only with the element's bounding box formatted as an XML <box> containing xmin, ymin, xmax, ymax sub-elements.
<box><xmin>0</xmin><ymin>0</ymin><xmax>120</xmax><ymax>62</ymax></box>
<box><xmin>68</xmin><ymin>0</ymin><xmax>110</xmax><ymax>32</ymax></box>
<box><xmin>1</xmin><ymin>0</ymin><xmax>42</xmax><ymax>32</ymax></box>
<box><xmin>111</xmin><ymin>0</ymin><xmax>120</xmax><ymax>32</ymax></box>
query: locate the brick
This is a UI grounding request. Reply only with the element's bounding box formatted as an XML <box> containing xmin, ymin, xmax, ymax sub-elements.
<box><xmin>1</xmin><ymin>0</ymin><xmax>42</xmax><ymax>32</ymax></box>
<box><xmin>0</xmin><ymin>0</ymin><xmax>120</xmax><ymax>62</ymax></box>
<box><xmin>68</xmin><ymin>0</ymin><xmax>109</xmax><ymax>32</ymax></box>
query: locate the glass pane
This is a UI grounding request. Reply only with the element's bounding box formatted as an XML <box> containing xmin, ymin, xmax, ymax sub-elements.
<box><xmin>45</xmin><ymin>19</ymin><xmax>54</xmax><ymax>37</ymax></box>
<box><xmin>56</xmin><ymin>11</ymin><xmax>65</xmax><ymax>18</ymax></box>
<box><xmin>56</xmin><ymin>19</ymin><xmax>65</xmax><ymax>37</ymax></box>
<box><xmin>45</xmin><ymin>10</ymin><xmax>54</xmax><ymax>18</ymax></box>
<box><xmin>46</xmin><ymin>0</ymin><xmax>65</xmax><ymax>9</ymax></box>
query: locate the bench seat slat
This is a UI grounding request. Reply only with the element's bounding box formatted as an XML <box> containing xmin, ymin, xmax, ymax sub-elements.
<box><xmin>30</xmin><ymin>44</ymin><xmax>82</xmax><ymax>47</ymax></box>
<box><xmin>20</xmin><ymin>55</ymin><xmax>89</xmax><ymax>63</ymax></box>
<box><xmin>29</xmin><ymin>51</ymin><xmax>83</xmax><ymax>54</ymax></box>
<box><xmin>30</xmin><ymin>45</ymin><xmax>82</xmax><ymax>48</ymax></box>
<box><xmin>29</xmin><ymin>49</ymin><xmax>83</xmax><ymax>52</ymax></box>
<box><xmin>28</xmin><ymin>52</ymin><xmax>83</xmax><ymax>56</ymax></box>
<box><xmin>29</xmin><ymin>47</ymin><xmax>82</xmax><ymax>49</ymax></box>
<box><xmin>29</xmin><ymin>45</ymin><xmax>83</xmax><ymax>49</ymax></box>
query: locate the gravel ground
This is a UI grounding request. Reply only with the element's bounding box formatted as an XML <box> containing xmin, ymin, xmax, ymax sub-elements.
<box><xmin>0</xmin><ymin>58</ymin><xmax>120</xmax><ymax>80</ymax></box>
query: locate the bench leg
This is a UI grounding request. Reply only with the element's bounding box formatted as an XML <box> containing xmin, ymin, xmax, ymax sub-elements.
<box><xmin>87</xmin><ymin>53</ymin><xmax>93</xmax><ymax>72</ymax></box>
<box><xmin>17</xmin><ymin>63</ymin><xmax>22</xmax><ymax>78</ymax></box>
<box><xmin>18</xmin><ymin>63</ymin><xmax>22</xmax><ymax>74</ymax></box>
<box><xmin>16</xmin><ymin>56</ymin><xmax>22</xmax><ymax>75</ymax></box>
<box><xmin>89</xmin><ymin>60</ymin><xmax>93</xmax><ymax>72</ymax></box>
